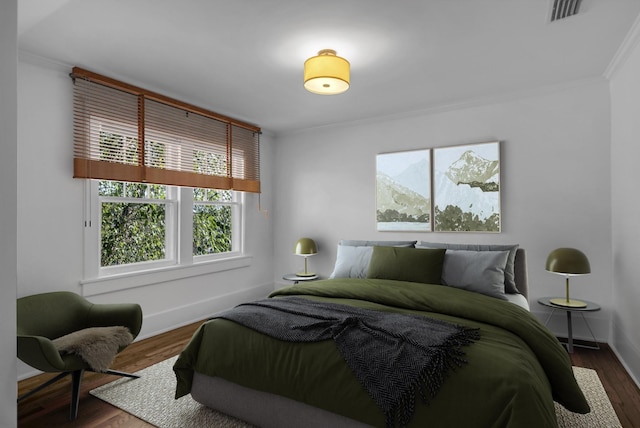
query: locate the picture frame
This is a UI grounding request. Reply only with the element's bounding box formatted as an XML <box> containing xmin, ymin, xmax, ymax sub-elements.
<box><xmin>375</xmin><ymin>149</ymin><xmax>431</xmax><ymax>232</ymax></box>
<box><xmin>432</xmin><ymin>141</ymin><xmax>501</xmax><ymax>232</ymax></box>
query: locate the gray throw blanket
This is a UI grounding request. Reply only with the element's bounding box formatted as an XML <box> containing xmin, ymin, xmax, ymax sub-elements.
<box><xmin>215</xmin><ymin>297</ymin><xmax>479</xmax><ymax>427</ymax></box>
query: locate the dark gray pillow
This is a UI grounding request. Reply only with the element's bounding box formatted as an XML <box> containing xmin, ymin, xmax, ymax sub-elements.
<box><xmin>417</xmin><ymin>242</ymin><xmax>519</xmax><ymax>293</ymax></box>
<box><xmin>339</xmin><ymin>240</ymin><xmax>417</xmax><ymax>247</ymax></box>
<box><xmin>441</xmin><ymin>250</ymin><xmax>509</xmax><ymax>300</ymax></box>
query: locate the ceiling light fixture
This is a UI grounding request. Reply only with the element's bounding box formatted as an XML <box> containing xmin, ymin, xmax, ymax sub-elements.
<box><xmin>303</xmin><ymin>49</ymin><xmax>350</xmax><ymax>95</ymax></box>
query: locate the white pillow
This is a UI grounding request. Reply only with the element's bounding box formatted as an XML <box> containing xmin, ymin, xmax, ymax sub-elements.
<box><xmin>329</xmin><ymin>245</ymin><xmax>374</xmax><ymax>279</ymax></box>
<box><xmin>441</xmin><ymin>250</ymin><xmax>509</xmax><ymax>300</ymax></box>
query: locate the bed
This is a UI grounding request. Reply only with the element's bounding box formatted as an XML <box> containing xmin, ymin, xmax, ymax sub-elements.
<box><xmin>174</xmin><ymin>242</ymin><xmax>590</xmax><ymax>427</ymax></box>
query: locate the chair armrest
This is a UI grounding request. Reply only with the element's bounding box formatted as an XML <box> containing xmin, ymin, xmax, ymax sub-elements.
<box><xmin>87</xmin><ymin>303</ymin><xmax>143</xmax><ymax>339</ymax></box>
<box><xmin>17</xmin><ymin>335</ymin><xmax>66</xmax><ymax>372</ymax></box>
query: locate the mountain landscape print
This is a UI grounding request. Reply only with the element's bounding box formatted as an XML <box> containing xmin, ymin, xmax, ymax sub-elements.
<box><xmin>376</xmin><ymin>149</ymin><xmax>431</xmax><ymax>231</ymax></box>
<box><xmin>433</xmin><ymin>141</ymin><xmax>500</xmax><ymax>232</ymax></box>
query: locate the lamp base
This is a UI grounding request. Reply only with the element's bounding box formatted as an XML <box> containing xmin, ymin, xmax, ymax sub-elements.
<box><xmin>296</xmin><ymin>272</ymin><xmax>316</xmax><ymax>277</ymax></box>
<box><xmin>549</xmin><ymin>298</ymin><xmax>587</xmax><ymax>308</ymax></box>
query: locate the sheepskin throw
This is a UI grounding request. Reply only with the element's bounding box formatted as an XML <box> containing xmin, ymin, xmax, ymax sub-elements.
<box><xmin>52</xmin><ymin>326</ymin><xmax>133</xmax><ymax>372</ymax></box>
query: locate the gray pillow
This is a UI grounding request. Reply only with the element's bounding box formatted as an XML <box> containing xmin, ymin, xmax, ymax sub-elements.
<box><xmin>339</xmin><ymin>240</ymin><xmax>417</xmax><ymax>248</ymax></box>
<box><xmin>329</xmin><ymin>245</ymin><xmax>374</xmax><ymax>279</ymax></box>
<box><xmin>441</xmin><ymin>250</ymin><xmax>509</xmax><ymax>300</ymax></box>
<box><xmin>417</xmin><ymin>242</ymin><xmax>519</xmax><ymax>293</ymax></box>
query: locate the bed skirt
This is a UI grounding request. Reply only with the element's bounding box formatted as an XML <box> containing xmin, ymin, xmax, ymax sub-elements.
<box><xmin>191</xmin><ymin>372</ymin><xmax>371</xmax><ymax>428</ymax></box>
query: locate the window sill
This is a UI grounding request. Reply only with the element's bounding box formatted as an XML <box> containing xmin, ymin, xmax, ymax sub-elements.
<box><xmin>81</xmin><ymin>255</ymin><xmax>253</xmax><ymax>297</ymax></box>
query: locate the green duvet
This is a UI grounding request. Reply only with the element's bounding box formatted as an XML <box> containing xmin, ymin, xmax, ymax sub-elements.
<box><xmin>174</xmin><ymin>279</ymin><xmax>589</xmax><ymax>428</ymax></box>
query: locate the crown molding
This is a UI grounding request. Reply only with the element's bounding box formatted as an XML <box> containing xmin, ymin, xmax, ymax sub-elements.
<box><xmin>18</xmin><ymin>49</ymin><xmax>71</xmax><ymax>72</ymax></box>
<box><xmin>604</xmin><ymin>12</ymin><xmax>640</xmax><ymax>79</ymax></box>
<box><xmin>278</xmin><ymin>76</ymin><xmax>607</xmax><ymax>138</ymax></box>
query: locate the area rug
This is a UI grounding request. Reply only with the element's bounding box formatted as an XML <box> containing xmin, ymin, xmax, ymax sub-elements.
<box><xmin>90</xmin><ymin>356</ymin><xmax>622</xmax><ymax>428</ymax></box>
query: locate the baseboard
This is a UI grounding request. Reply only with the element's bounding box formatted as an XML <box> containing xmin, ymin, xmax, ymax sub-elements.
<box><xmin>610</xmin><ymin>320</ymin><xmax>640</xmax><ymax>389</ymax></box>
<box><xmin>610</xmin><ymin>344</ymin><xmax>640</xmax><ymax>390</ymax></box>
<box><xmin>136</xmin><ymin>282</ymin><xmax>274</xmax><ymax>341</ymax></box>
<box><xmin>554</xmin><ymin>337</ymin><xmax>601</xmax><ymax>351</ymax></box>
<box><xmin>17</xmin><ymin>362</ymin><xmax>40</xmax><ymax>382</ymax></box>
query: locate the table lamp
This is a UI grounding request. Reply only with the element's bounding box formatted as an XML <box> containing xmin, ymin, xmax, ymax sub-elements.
<box><xmin>294</xmin><ymin>237</ymin><xmax>318</xmax><ymax>277</ymax></box>
<box><xmin>545</xmin><ymin>247</ymin><xmax>591</xmax><ymax>308</ymax></box>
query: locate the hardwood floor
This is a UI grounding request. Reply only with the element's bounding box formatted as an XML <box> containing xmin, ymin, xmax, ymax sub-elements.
<box><xmin>568</xmin><ymin>341</ymin><xmax>640</xmax><ymax>427</ymax></box>
<box><xmin>17</xmin><ymin>322</ymin><xmax>199</xmax><ymax>428</ymax></box>
<box><xmin>17</xmin><ymin>321</ymin><xmax>640</xmax><ymax>427</ymax></box>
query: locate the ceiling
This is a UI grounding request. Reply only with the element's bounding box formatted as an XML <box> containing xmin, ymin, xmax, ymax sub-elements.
<box><xmin>18</xmin><ymin>0</ymin><xmax>640</xmax><ymax>135</ymax></box>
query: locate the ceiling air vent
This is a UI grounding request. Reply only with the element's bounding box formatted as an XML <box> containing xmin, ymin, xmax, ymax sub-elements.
<box><xmin>550</xmin><ymin>0</ymin><xmax>582</xmax><ymax>22</ymax></box>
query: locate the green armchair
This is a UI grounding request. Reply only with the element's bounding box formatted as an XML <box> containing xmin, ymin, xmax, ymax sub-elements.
<box><xmin>17</xmin><ymin>291</ymin><xmax>143</xmax><ymax>420</ymax></box>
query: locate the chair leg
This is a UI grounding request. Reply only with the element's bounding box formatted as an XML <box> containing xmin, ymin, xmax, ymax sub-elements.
<box><xmin>69</xmin><ymin>369</ymin><xmax>84</xmax><ymax>421</ymax></box>
<box><xmin>18</xmin><ymin>368</ymin><xmax>138</xmax><ymax>421</ymax></box>
<box><xmin>17</xmin><ymin>371</ymin><xmax>71</xmax><ymax>402</ymax></box>
<box><xmin>102</xmin><ymin>368</ymin><xmax>140</xmax><ymax>379</ymax></box>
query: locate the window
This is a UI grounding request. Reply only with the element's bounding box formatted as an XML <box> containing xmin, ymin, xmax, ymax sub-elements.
<box><xmin>100</xmin><ymin>181</ymin><xmax>174</xmax><ymax>268</ymax></box>
<box><xmin>193</xmin><ymin>188</ymin><xmax>241</xmax><ymax>259</ymax></box>
<box><xmin>73</xmin><ymin>67</ymin><xmax>258</xmax><ymax>283</ymax></box>
<box><xmin>85</xmin><ymin>180</ymin><xmax>242</xmax><ymax>278</ymax></box>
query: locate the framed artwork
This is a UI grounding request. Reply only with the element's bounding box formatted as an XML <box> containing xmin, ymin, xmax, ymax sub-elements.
<box><xmin>432</xmin><ymin>141</ymin><xmax>500</xmax><ymax>232</ymax></box>
<box><xmin>376</xmin><ymin>149</ymin><xmax>431</xmax><ymax>232</ymax></box>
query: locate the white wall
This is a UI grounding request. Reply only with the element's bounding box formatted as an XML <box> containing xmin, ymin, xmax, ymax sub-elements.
<box><xmin>610</xmin><ymin>19</ymin><xmax>640</xmax><ymax>385</ymax></box>
<box><xmin>0</xmin><ymin>1</ymin><xmax>18</xmax><ymax>426</ymax></box>
<box><xmin>274</xmin><ymin>81</ymin><xmax>613</xmax><ymax>343</ymax></box>
<box><xmin>16</xmin><ymin>56</ymin><xmax>276</xmax><ymax>379</ymax></box>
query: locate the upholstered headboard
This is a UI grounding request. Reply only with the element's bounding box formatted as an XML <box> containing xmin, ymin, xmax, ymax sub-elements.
<box><xmin>513</xmin><ymin>248</ymin><xmax>528</xmax><ymax>300</ymax></box>
<box><xmin>333</xmin><ymin>240</ymin><xmax>529</xmax><ymax>301</ymax></box>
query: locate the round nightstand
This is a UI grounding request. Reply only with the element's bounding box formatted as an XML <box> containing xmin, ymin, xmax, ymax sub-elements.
<box><xmin>283</xmin><ymin>273</ymin><xmax>318</xmax><ymax>284</ymax></box>
<box><xmin>538</xmin><ymin>297</ymin><xmax>600</xmax><ymax>353</ymax></box>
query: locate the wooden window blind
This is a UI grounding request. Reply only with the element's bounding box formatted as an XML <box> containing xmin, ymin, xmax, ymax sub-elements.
<box><xmin>71</xmin><ymin>67</ymin><xmax>261</xmax><ymax>193</ymax></box>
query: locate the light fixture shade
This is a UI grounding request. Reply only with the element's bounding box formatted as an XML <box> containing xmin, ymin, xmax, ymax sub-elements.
<box><xmin>545</xmin><ymin>248</ymin><xmax>591</xmax><ymax>276</ymax></box>
<box><xmin>294</xmin><ymin>237</ymin><xmax>318</xmax><ymax>256</ymax></box>
<box><xmin>304</xmin><ymin>49</ymin><xmax>350</xmax><ymax>95</ymax></box>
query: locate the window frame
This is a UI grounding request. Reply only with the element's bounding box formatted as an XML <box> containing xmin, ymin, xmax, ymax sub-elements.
<box><xmin>96</xmin><ymin>181</ymin><xmax>179</xmax><ymax>277</ymax></box>
<box><xmin>191</xmin><ymin>189</ymin><xmax>244</xmax><ymax>263</ymax></box>
<box><xmin>82</xmin><ymin>180</ymin><xmax>247</xmax><ymax>292</ymax></box>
